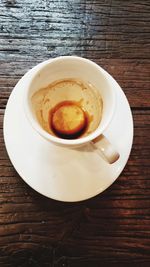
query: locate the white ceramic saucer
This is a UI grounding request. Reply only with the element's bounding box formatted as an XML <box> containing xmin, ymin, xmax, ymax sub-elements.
<box><xmin>3</xmin><ymin>62</ymin><xmax>133</xmax><ymax>202</ymax></box>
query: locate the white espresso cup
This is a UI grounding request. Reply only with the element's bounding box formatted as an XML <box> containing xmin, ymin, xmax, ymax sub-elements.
<box><xmin>24</xmin><ymin>56</ymin><xmax>119</xmax><ymax>164</ymax></box>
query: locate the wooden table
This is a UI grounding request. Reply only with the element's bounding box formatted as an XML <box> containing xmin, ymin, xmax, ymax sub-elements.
<box><xmin>0</xmin><ymin>1</ymin><xmax>150</xmax><ymax>266</ymax></box>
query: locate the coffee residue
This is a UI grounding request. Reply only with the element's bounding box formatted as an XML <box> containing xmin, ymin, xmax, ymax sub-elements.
<box><xmin>31</xmin><ymin>78</ymin><xmax>103</xmax><ymax>139</ymax></box>
<box><xmin>49</xmin><ymin>100</ymin><xmax>93</xmax><ymax>139</ymax></box>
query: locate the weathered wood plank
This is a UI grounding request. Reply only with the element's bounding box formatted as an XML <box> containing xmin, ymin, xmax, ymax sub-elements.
<box><xmin>0</xmin><ymin>0</ymin><xmax>150</xmax><ymax>266</ymax></box>
<box><xmin>0</xmin><ymin>0</ymin><xmax>150</xmax><ymax>61</ymax></box>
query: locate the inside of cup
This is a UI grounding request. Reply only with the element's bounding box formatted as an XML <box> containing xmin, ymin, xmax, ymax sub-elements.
<box><xmin>31</xmin><ymin>78</ymin><xmax>103</xmax><ymax>138</ymax></box>
<box><xmin>27</xmin><ymin>57</ymin><xmax>116</xmax><ymax>141</ymax></box>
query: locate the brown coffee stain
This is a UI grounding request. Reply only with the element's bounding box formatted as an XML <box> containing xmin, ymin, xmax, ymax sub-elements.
<box><xmin>49</xmin><ymin>100</ymin><xmax>93</xmax><ymax>139</ymax></box>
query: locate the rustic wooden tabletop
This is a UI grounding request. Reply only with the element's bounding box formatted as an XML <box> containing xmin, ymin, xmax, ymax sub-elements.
<box><xmin>0</xmin><ymin>1</ymin><xmax>150</xmax><ymax>266</ymax></box>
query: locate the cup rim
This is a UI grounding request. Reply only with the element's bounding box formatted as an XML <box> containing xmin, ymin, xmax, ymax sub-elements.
<box><xmin>24</xmin><ymin>56</ymin><xmax>116</xmax><ymax>146</ymax></box>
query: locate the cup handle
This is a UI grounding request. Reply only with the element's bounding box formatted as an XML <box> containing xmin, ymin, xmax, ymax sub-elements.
<box><xmin>91</xmin><ymin>134</ymin><xmax>120</xmax><ymax>164</ymax></box>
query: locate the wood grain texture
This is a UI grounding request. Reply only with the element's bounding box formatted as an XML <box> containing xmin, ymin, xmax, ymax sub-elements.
<box><xmin>0</xmin><ymin>0</ymin><xmax>150</xmax><ymax>266</ymax></box>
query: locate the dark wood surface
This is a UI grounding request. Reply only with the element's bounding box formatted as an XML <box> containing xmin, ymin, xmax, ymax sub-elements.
<box><xmin>0</xmin><ymin>1</ymin><xmax>150</xmax><ymax>266</ymax></box>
